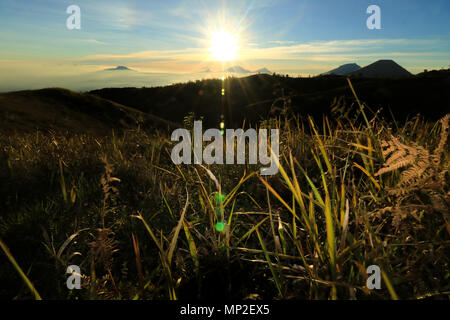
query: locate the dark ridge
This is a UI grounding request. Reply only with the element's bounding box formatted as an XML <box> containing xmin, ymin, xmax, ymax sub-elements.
<box><xmin>90</xmin><ymin>70</ymin><xmax>450</xmax><ymax>127</ymax></box>
<box><xmin>0</xmin><ymin>88</ymin><xmax>180</xmax><ymax>134</ymax></box>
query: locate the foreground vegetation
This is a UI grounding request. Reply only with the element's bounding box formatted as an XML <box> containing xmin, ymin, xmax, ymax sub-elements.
<box><xmin>0</xmin><ymin>82</ymin><xmax>449</xmax><ymax>300</ymax></box>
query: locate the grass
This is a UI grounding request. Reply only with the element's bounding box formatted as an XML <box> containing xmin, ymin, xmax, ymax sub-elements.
<box><xmin>0</xmin><ymin>81</ymin><xmax>448</xmax><ymax>300</ymax></box>
<box><xmin>0</xmin><ymin>237</ymin><xmax>42</xmax><ymax>300</ymax></box>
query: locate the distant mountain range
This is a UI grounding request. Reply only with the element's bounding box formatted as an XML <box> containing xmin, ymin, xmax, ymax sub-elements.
<box><xmin>104</xmin><ymin>65</ymin><xmax>272</xmax><ymax>75</ymax></box>
<box><xmin>323</xmin><ymin>60</ymin><xmax>412</xmax><ymax>78</ymax></box>
<box><xmin>225</xmin><ymin>66</ymin><xmax>251</xmax><ymax>73</ymax></box>
<box><xmin>103</xmin><ymin>66</ymin><xmax>272</xmax><ymax>75</ymax></box>
<box><xmin>203</xmin><ymin>66</ymin><xmax>272</xmax><ymax>74</ymax></box>
<box><xmin>105</xmin><ymin>61</ymin><xmax>412</xmax><ymax>78</ymax></box>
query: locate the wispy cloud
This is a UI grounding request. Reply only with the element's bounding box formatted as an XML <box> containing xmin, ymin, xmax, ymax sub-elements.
<box><xmin>241</xmin><ymin>39</ymin><xmax>444</xmax><ymax>58</ymax></box>
<box><xmin>78</xmin><ymin>39</ymin><xmax>109</xmax><ymax>45</ymax></box>
<box><xmin>69</xmin><ymin>38</ymin><xmax>448</xmax><ymax>73</ymax></box>
<box><xmin>1</xmin><ymin>36</ymin><xmax>448</xmax><ymax>89</ymax></box>
<box><xmin>267</xmin><ymin>40</ymin><xmax>297</xmax><ymax>45</ymax></box>
<box><xmin>74</xmin><ymin>48</ymin><xmax>204</xmax><ymax>64</ymax></box>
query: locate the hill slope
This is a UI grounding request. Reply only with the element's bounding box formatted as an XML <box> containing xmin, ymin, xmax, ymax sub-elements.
<box><xmin>2</xmin><ymin>69</ymin><xmax>447</xmax><ymax>135</ymax></box>
<box><xmin>91</xmin><ymin>70</ymin><xmax>450</xmax><ymax>127</ymax></box>
<box><xmin>0</xmin><ymin>88</ymin><xmax>179</xmax><ymax>134</ymax></box>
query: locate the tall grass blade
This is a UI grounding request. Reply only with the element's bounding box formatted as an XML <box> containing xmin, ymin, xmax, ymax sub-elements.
<box><xmin>0</xmin><ymin>237</ymin><xmax>42</xmax><ymax>300</ymax></box>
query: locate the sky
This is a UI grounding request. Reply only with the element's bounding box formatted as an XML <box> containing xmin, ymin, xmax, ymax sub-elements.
<box><xmin>0</xmin><ymin>0</ymin><xmax>449</xmax><ymax>91</ymax></box>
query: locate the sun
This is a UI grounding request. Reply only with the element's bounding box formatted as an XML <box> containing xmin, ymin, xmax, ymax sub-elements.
<box><xmin>209</xmin><ymin>30</ymin><xmax>239</xmax><ymax>62</ymax></box>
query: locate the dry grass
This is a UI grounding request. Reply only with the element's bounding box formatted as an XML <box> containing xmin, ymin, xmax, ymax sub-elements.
<box><xmin>0</xmin><ymin>86</ymin><xmax>448</xmax><ymax>300</ymax></box>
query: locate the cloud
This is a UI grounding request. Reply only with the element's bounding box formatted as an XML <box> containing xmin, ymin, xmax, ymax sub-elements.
<box><xmin>1</xmin><ymin>37</ymin><xmax>448</xmax><ymax>91</ymax></box>
<box><xmin>72</xmin><ymin>47</ymin><xmax>208</xmax><ymax>73</ymax></box>
<box><xmin>240</xmin><ymin>39</ymin><xmax>445</xmax><ymax>58</ymax></box>
<box><xmin>73</xmin><ymin>38</ymin><xmax>448</xmax><ymax>70</ymax></box>
<box><xmin>267</xmin><ymin>40</ymin><xmax>297</xmax><ymax>45</ymax></box>
<box><xmin>81</xmin><ymin>2</ymin><xmax>147</xmax><ymax>30</ymax></box>
<box><xmin>78</xmin><ymin>39</ymin><xmax>108</xmax><ymax>45</ymax></box>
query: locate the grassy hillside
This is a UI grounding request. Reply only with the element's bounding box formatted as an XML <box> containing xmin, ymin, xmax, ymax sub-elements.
<box><xmin>0</xmin><ymin>88</ymin><xmax>179</xmax><ymax>135</ymax></box>
<box><xmin>90</xmin><ymin>70</ymin><xmax>450</xmax><ymax>128</ymax></box>
<box><xmin>0</xmin><ymin>79</ymin><xmax>448</xmax><ymax>300</ymax></box>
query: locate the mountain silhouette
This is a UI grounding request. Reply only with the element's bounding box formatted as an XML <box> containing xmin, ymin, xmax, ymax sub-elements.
<box><xmin>226</xmin><ymin>66</ymin><xmax>272</xmax><ymax>74</ymax></box>
<box><xmin>322</xmin><ymin>63</ymin><xmax>361</xmax><ymax>76</ymax></box>
<box><xmin>226</xmin><ymin>66</ymin><xmax>251</xmax><ymax>73</ymax></box>
<box><xmin>255</xmin><ymin>68</ymin><xmax>272</xmax><ymax>74</ymax></box>
<box><xmin>350</xmin><ymin>60</ymin><xmax>412</xmax><ymax>78</ymax></box>
<box><xmin>104</xmin><ymin>66</ymin><xmax>133</xmax><ymax>71</ymax></box>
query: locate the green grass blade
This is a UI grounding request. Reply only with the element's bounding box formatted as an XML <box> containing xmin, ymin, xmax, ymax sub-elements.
<box><xmin>0</xmin><ymin>237</ymin><xmax>42</xmax><ymax>300</ymax></box>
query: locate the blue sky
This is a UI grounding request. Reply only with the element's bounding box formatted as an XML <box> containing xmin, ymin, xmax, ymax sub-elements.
<box><xmin>0</xmin><ymin>0</ymin><xmax>449</xmax><ymax>90</ymax></box>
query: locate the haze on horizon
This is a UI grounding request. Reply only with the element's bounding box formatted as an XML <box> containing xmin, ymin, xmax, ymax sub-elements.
<box><xmin>0</xmin><ymin>0</ymin><xmax>449</xmax><ymax>92</ymax></box>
